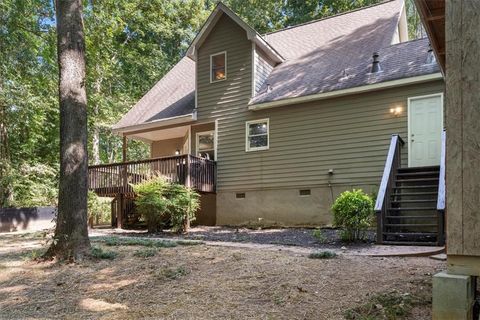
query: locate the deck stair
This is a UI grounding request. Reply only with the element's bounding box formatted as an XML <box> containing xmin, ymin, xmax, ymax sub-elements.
<box><xmin>383</xmin><ymin>166</ymin><xmax>441</xmax><ymax>245</ymax></box>
<box><xmin>375</xmin><ymin>133</ymin><xmax>445</xmax><ymax>246</ymax></box>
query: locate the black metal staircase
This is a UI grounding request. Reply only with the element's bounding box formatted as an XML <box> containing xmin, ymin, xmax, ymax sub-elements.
<box><xmin>376</xmin><ymin>133</ymin><xmax>445</xmax><ymax>246</ymax></box>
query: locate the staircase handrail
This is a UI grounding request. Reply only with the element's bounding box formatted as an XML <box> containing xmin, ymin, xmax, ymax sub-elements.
<box><xmin>437</xmin><ymin>130</ymin><xmax>446</xmax><ymax>211</ymax></box>
<box><xmin>375</xmin><ymin>134</ymin><xmax>404</xmax><ymax>211</ymax></box>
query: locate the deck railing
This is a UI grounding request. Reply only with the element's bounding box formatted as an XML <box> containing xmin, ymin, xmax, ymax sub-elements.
<box><xmin>88</xmin><ymin>154</ymin><xmax>216</xmax><ymax>196</ymax></box>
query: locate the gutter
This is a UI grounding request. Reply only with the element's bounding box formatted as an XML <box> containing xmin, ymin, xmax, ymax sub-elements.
<box><xmin>112</xmin><ymin>113</ymin><xmax>196</xmax><ymax>135</ymax></box>
<box><xmin>249</xmin><ymin>73</ymin><xmax>443</xmax><ymax>111</ymax></box>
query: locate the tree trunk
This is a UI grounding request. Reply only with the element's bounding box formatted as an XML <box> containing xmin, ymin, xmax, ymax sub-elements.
<box><xmin>45</xmin><ymin>0</ymin><xmax>90</xmax><ymax>260</ymax></box>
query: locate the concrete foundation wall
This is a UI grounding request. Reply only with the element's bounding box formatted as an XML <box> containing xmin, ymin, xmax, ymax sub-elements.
<box><xmin>216</xmin><ymin>184</ymin><xmax>377</xmax><ymax>226</ymax></box>
<box><xmin>195</xmin><ymin>193</ymin><xmax>216</xmax><ymax>226</ymax></box>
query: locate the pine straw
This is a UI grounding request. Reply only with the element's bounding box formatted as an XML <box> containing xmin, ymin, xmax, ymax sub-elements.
<box><xmin>0</xmin><ymin>233</ymin><xmax>445</xmax><ymax>320</ymax></box>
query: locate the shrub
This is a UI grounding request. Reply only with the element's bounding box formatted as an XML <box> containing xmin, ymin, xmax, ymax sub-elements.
<box><xmin>308</xmin><ymin>251</ymin><xmax>337</xmax><ymax>259</ymax></box>
<box><xmin>132</xmin><ymin>177</ymin><xmax>200</xmax><ymax>233</ymax></box>
<box><xmin>164</xmin><ymin>183</ymin><xmax>200</xmax><ymax>233</ymax></box>
<box><xmin>312</xmin><ymin>229</ymin><xmax>327</xmax><ymax>243</ymax></box>
<box><xmin>331</xmin><ymin>189</ymin><xmax>374</xmax><ymax>242</ymax></box>
<box><xmin>132</xmin><ymin>177</ymin><xmax>170</xmax><ymax>232</ymax></box>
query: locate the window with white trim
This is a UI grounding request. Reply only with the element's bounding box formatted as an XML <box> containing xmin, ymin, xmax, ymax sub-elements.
<box><xmin>246</xmin><ymin>119</ymin><xmax>269</xmax><ymax>151</ymax></box>
<box><xmin>210</xmin><ymin>51</ymin><xmax>226</xmax><ymax>82</ymax></box>
<box><xmin>196</xmin><ymin>131</ymin><xmax>215</xmax><ymax>160</ymax></box>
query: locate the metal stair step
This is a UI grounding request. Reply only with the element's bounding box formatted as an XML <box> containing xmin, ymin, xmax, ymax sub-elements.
<box><xmin>383</xmin><ymin>232</ymin><xmax>438</xmax><ymax>236</ymax></box>
<box><xmin>389</xmin><ymin>207</ymin><xmax>437</xmax><ymax>211</ymax></box>
<box><xmin>396</xmin><ymin>172</ymin><xmax>439</xmax><ymax>177</ymax></box>
<box><xmin>393</xmin><ymin>185</ymin><xmax>438</xmax><ymax>189</ymax></box>
<box><xmin>397</xmin><ymin>166</ymin><xmax>440</xmax><ymax>173</ymax></box>
<box><xmin>395</xmin><ymin>178</ymin><xmax>439</xmax><ymax>183</ymax></box>
<box><xmin>385</xmin><ymin>215</ymin><xmax>438</xmax><ymax>219</ymax></box>
<box><xmin>391</xmin><ymin>199</ymin><xmax>436</xmax><ymax>203</ymax></box>
<box><xmin>381</xmin><ymin>241</ymin><xmax>438</xmax><ymax>246</ymax></box>
<box><xmin>385</xmin><ymin>223</ymin><xmax>438</xmax><ymax>227</ymax></box>
<box><xmin>391</xmin><ymin>192</ymin><xmax>437</xmax><ymax>196</ymax></box>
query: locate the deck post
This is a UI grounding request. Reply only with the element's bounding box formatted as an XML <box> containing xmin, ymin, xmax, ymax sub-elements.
<box><xmin>122</xmin><ymin>135</ymin><xmax>127</xmax><ymax>162</ymax></box>
<box><xmin>184</xmin><ymin>155</ymin><xmax>191</xmax><ymax>233</ymax></box>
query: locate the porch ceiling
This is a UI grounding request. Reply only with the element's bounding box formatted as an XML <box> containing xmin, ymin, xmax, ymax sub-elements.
<box><xmin>128</xmin><ymin>125</ymin><xmax>189</xmax><ymax>143</ymax></box>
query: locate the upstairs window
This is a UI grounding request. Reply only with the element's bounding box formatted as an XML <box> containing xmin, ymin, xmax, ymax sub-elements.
<box><xmin>246</xmin><ymin>119</ymin><xmax>269</xmax><ymax>151</ymax></box>
<box><xmin>210</xmin><ymin>51</ymin><xmax>226</xmax><ymax>82</ymax></box>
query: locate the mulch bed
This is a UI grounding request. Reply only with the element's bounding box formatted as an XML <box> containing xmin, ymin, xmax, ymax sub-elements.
<box><xmin>110</xmin><ymin>226</ymin><xmax>376</xmax><ymax>250</ymax></box>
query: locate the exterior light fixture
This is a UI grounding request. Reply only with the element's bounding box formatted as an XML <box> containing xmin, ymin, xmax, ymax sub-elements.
<box><xmin>175</xmin><ymin>149</ymin><xmax>180</xmax><ymax>155</ymax></box>
<box><xmin>390</xmin><ymin>106</ymin><xmax>402</xmax><ymax>116</ymax></box>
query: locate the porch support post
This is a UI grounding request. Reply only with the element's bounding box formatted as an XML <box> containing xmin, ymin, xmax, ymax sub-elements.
<box><xmin>122</xmin><ymin>135</ymin><xmax>127</xmax><ymax>162</ymax></box>
<box><xmin>184</xmin><ymin>155</ymin><xmax>191</xmax><ymax>233</ymax></box>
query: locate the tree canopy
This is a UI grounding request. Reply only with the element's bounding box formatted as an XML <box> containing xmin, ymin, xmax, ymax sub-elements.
<box><xmin>0</xmin><ymin>0</ymin><xmax>425</xmax><ymax>208</ymax></box>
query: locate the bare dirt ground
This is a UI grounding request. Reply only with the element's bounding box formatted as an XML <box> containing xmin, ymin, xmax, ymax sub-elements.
<box><xmin>0</xmin><ymin>232</ymin><xmax>445</xmax><ymax>320</ymax></box>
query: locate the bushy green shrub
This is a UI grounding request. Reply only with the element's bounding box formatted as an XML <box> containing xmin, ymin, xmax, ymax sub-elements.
<box><xmin>132</xmin><ymin>177</ymin><xmax>200</xmax><ymax>233</ymax></box>
<box><xmin>164</xmin><ymin>183</ymin><xmax>200</xmax><ymax>233</ymax></box>
<box><xmin>87</xmin><ymin>191</ymin><xmax>111</xmax><ymax>226</ymax></box>
<box><xmin>331</xmin><ymin>189</ymin><xmax>374</xmax><ymax>242</ymax></box>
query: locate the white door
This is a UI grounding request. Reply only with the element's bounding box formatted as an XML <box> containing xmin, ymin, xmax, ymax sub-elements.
<box><xmin>408</xmin><ymin>93</ymin><xmax>443</xmax><ymax>167</ymax></box>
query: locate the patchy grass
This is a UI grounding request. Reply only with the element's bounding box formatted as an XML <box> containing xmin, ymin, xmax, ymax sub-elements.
<box><xmin>92</xmin><ymin>236</ymin><xmax>203</xmax><ymax>248</ymax></box>
<box><xmin>90</xmin><ymin>246</ymin><xmax>117</xmax><ymax>260</ymax></box>
<box><xmin>308</xmin><ymin>251</ymin><xmax>337</xmax><ymax>259</ymax></box>
<box><xmin>345</xmin><ymin>291</ymin><xmax>429</xmax><ymax>320</ymax></box>
<box><xmin>159</xmin><ymin>266</ymin><xmax>189</xmax><ymax>280</ymax></box>
<box><xmin>22</xmin><ymin>248</ymin><xmax>46</xmax><ymax>261</ymax></box>
<box><xmin>133</xmin><ymin>248</ymin><xmax>157</xmax><ymax>258</ymax></box>
<box><xmin>176</xmin><ymin>240</ymin><xmax>204</xmax><ymax>246</ymax></box>
<box><xmin>93</xmin><ymin>236</ymin><xmax>178</xmax><ymax>248</ymax></box>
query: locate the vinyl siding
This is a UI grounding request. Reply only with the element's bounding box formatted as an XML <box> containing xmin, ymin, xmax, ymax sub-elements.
<box><xmin>216</xmin><ymin>80</ymin><xmax>444</xmax><ymax>191</ymax></box>
<box><xmin>194</xmin><ymin>13</ymin><xmax>444</xmax><ymax>193</ymax></box>
<box><xmin>196</xmin><ymin>14</ymin><xmax>252</xmax><ymax>122</ymax></box>
<box><xmin>254</xmin><ymin>47</ymin><xmax>275</xmax><ymax>94</ymax></box>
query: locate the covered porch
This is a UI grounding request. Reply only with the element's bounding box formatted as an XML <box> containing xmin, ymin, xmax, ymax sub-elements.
<box><xmin>87</xmin><ymin>120</ymin><xmax>217</xmax><ymax>228</ymax></box>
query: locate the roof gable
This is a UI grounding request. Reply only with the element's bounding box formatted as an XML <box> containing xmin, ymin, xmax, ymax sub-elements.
<box><xmin>186</xmin><ymin>3</ymin><xmax>283</xmax><ymax>64</ymax></box>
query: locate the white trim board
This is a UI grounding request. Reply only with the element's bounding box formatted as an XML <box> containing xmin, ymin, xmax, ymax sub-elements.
<box><xmin>407</xmin><ymin>92</ymin><xmax>444</xmax><ymax>167</ymax></box>
<box><xmin>249</xmin><ymin>73</ymin><xmax>443</xmax><ymax>111</ymax></box>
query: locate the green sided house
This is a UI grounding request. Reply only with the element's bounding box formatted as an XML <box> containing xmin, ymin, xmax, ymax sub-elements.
<box><xmin>89</xmin><ymin>0</ymin><xmax>445</xmax><ymax>244</ymax></box>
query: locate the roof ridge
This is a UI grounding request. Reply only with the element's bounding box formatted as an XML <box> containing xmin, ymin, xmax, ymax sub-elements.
<box><xmin>264</xmin><ymin>0</ymin><xmax>395</xmax><ymax>37</ymax></box>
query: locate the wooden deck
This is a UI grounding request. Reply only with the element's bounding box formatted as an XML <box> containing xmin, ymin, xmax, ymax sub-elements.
<box><xmin>88</xmin><ymin>154</ymin><xmax>216</xmax><ymax>197</ymax></box>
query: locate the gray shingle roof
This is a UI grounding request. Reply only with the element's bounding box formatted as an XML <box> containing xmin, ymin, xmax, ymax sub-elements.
<box><xmin>251</xmin><ymin>38</ymin><xmax>440</xmax><ymax>105</ymax></box>
<box><xmin>115</xmin><ymin>0</ymin><xmax>440</xmax><ymax>130</ymax></box>
<box><xmin>113</xmin><ymin>57</ymin><xmax>195</xmax><ymax>130</ymax></box>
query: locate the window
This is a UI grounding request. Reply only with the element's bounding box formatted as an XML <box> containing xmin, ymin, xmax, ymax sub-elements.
<box><xmin>210</xmin><ymin>51</ymin><xmax>226</xmax><ymax>82</ymax></box>
<box><xmin>196</xmin><ymin>131</ymin><xmax>215</xmax><ymax>160</ymax></box>
<box><xmin>246</xmin><ymin>119</ymin><xmax>269</xmax><ymax>151</ymax></box>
